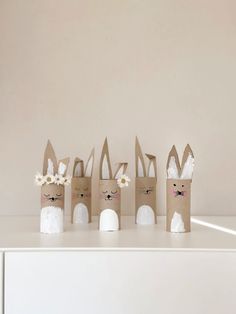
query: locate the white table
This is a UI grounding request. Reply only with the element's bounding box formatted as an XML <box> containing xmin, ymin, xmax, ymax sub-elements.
<box><xmin>1</xmin><ymin>216</ymin><xmax>236</xmax><ymax>314</ymax></box>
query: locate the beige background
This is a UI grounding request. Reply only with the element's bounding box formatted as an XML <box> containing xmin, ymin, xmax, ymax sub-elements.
<box><xmin>0</xmin><ymin>0</ymin><xmax>236</xmax><ymax>216</ymax></box>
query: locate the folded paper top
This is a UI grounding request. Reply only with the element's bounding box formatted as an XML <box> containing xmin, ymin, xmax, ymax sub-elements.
<box><xmin>167</xmin><ymin>144</ymin><xmax>194</xmax><ymax>180</ymax></box>
<box><xmin>35</xmin><ymin>140</ymin><xmax>70</xmax><ymax>186</ymax></box>
<box><xmin>135</xmin><ymin>137</ymin><xmax>157</xmax><ymax>179</ymax></box>
<box><xmin>73</xmin><ymin>148</ymin><xmax>95</xmax><ymax>178</ymax></box>
<box><xmin>99</xmin><ymin>138</ymin><xmax>129</xmax><ymax>188</ymax></box>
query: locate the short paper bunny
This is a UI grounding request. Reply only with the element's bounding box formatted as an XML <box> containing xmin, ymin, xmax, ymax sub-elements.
<box><xmin>71</xmin><ymin>149</ymin><xmax>94</xmax><ymax>224</ymax></box>
<box><xmin>135</xmin><ymin>137</ymin><xmax>157</xmax><ymax>224</ymax></box>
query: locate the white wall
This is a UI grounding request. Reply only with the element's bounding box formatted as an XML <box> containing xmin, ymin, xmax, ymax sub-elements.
<box><xmin>0</xmin><ymin>0</ymin><xmax>236</xmax><ymax>215</ymax></box>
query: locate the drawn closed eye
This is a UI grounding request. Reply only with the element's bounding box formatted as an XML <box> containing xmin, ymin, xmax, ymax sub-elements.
<box><xmin>83</xmin><ymin>188</ymin><xmax>88</xmax><ymax>191</ymax></box>
<box><xmin>111</xmin><ymin>190</ymin><xmax>117</xmax><ymax>194</ymax></box>
<box><xmin>44</xmin><ymin>194</ymin><xmax>50</xmax><ymax>197</ymax></box>
<box><xmin>102</xmin><ymin>191</ymin><xmax>108</xmax><ymax>194</ymax></box>
<box><xmin>56</xmin><ymin>194</ymin><xmax>62</xmax><ymax>197</ymax></box>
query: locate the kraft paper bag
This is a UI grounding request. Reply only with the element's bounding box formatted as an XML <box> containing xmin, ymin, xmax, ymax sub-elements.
<box><xmin>71</xmin><ymin>149</ymin><xmax>94</xmax><ymax>224</ymax></box>
<box><xmin>135</xmin><ymin>137</ymin><xmax>157</xmax><ymax>225</ymax></box>
<box><xmin>35</xmin><ymin>140</ymin><xmax>70</xmax><ymax>234</ymax></box>
<box><xmin>166</xmin><ymin>145</ymin><xmax>194</xmax><ymax>233</ymax></box>
<box><xmin>98</xmin><ymin>138</ymin><xmax>128</xmax><ymax>232</ymax></box>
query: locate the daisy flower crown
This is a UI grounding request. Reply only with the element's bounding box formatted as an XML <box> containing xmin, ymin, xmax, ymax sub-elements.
<box><xmin>35</xmin><ymin>172</ymin><xmax>71</xmax><ymax>186</ymax></box>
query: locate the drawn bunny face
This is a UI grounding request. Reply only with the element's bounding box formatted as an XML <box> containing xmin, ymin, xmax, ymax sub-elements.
<box><xmin>167</xmin><ymin>179</ymin><xmax>191</xmax><ymax>200</ymax></box>
<box><xmin>135</xmin><ymin>137</ymin><xmax>157</xmax><ymax>224</ymax></box>
<box><xmin>100</xmin><ymin>180</ymin><xmax>121</xmax><ymax>204</ymax></box>
<box><xmin>41</xmin><ymin>184</ymin><xmax>64</xmax><ymax>208</ymax></box>
<box><xmin>72</xmin><ymin>181</ymin><xmax>91</xmax><ymax>200</ymax></box>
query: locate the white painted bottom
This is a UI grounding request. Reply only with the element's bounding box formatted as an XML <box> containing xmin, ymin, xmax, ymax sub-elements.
<box><xmin>99</xmin><ymin>209</ymin><xmax>119</xmax><ymax>232</ymax></box>
<box><xmin>73</xmin><ymin>203</ymin><xmax>89</xmax><ymax>224</ymax></box>
<box><xmin>171</xmin><ymin>212</ymin><xmax>185</xmax><ymax>233</ymax></box>
<box><xmin>136</xmin><ymin>205</ymin><xmax>155</xmax><ymax>225</ymax></box>
<box><xmin>40</xmin><ymin>206</ymin><xmax>63</xmax><ymax>234</ymax></box>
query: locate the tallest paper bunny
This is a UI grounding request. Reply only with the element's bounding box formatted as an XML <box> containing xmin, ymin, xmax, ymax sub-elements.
<box><xmin>35</xmin><ymin>141</ymin><xmax>70</xmax><ymax>234</ymax></box>
<box><xmin>99</xmin><ymin>138</ymin><xmax>129</xmax><ymax>231</ymax></box>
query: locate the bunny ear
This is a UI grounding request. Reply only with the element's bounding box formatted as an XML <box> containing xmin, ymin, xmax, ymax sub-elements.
<box><xmin>114</xmin><ymin>162</ymin><xmax>128</xmax><ymax>179</ymax></box>
<box><xmin>84</xmin><ymin>148</ymin><xmax>95</xmax><ymax>177</ymax></box>
<box><xmin>135</xmin><ymin>137</ymin><xmax>146</xmax><ymax>177</ymax></box>
<box><xmin>73</xmin><ymin>158</ymin><xmax>84</xmax><ymax>177</ymax></box>
<box><xmin>167</xmin><ymin>145</ymin><xmax>181</xmax><ymax>179</ymax></box>
<box><xmin>100</xmin><ymin>138</ymin><xmax>112</xmax><ymax>179</ymax></box>
<box><xmin>43</xmin><ymin>140</ymin><xmax>57</xmax><ymax>175</ymax></box>
<box><xmin>146</xmin><ymin>154</ymin><xmax>157</xmax><ymax>178</ymax></box>
<box><xmin>180</xmin><ymin>144</ymin><xmax>194</xmax><ymax>179</ymax></box>
<box><xmin>58</xmin><ymin>157</ymin><xmax>70</xmax><ymax>176</ymax></box>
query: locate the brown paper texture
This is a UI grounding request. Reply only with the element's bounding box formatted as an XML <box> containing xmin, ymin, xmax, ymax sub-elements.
<box><xmin>41</xmin><ymin>184</ymin><xmax>65</xmax><ymax>209</ymax></box>
<box><xmin>42</xmin><ymin>140</ymin><xmax>70</xmax><ymax>176</ymax></box>
<box><xmin>166</xmin><ymin>179</ymin><xmax>191</xmax><ymax>232</ymax></box>
<box><xmin>71</xmin><ymin>177</ymin><xmax>92</xmax><ymax>223</ymax></box>
<box><xmin>135</xmin><ymin>137</ymin><xmax>157</xmax><ymax>223</ymax></box>
<box><xmin>71</xmin><ymin>148</ymin><xmax>94</xmax><ymax>223</ymax></box>
<box><xmin>166</xmin><ymin>145</ymin><xmax>181</xmax><ymax>178</ymax></box>
<box><xmin>99</xmin><ymin>179</ymin><xmax>121</xmax><ymax>227</ymax></box>
<box><xmin>99</xmin><ymin>138</ymin><xmax>113</xmax><ymax>180</ymax></box>
<box><xmin>135</xmin><ymin>177</ymin><xmax>157</xmax><ymax>222</ymax></box>
<box><xmin>98</xmin><ymin>138</ymin><xmax>128</xmax><ymax>230</ymax></box>
<box><xmin>43</xmin><ymin>140</ymin><xmax>57</xmax><ymax>175</ymax></box>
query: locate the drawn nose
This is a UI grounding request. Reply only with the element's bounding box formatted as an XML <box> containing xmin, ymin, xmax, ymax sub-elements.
<box><xmin>51</xmin><ymin>197</ymin><xmax>55</xmax><ymax>201</ymax></box>
<box><xmin>107</xmin><ymin>194</ymin><xmax>111</xmax><ymax>199</ymax></box>
<box><xmin>80</xmin><ymin>193</ymin><xmax>84</xmax><ymax>197</ymax></box>
<box><xmin>177</xmin><ymin>191</ymin><xmax>182</xmax><ymax>195</ymax></box>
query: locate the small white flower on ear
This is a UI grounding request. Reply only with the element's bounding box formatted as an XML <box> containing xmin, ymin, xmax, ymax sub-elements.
<box><xmin>117</xmin><ymin>174</ymin><xmax>131</xmax><ymax>188</ymax></box>
<box><xmin>34</xmin><ymin>172</ymin><xmax>45</xmax><ymax>186</ymax></box>
<box><xmin>45</xmin><ymin>174</ymin><xmax>55</xmax><ymax>185</ymax></box>
<box><xmin>63</xmin><ymin>175</ymin><xmax>71</xmax><ymax>186</ymax></box>
<box><xmin>54</xmin><ymin>174</ymin><xmax>64</xmax><ymax>185</ymax></box>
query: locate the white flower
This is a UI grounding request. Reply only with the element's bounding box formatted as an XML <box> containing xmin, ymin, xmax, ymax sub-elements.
<box><xmin>45</xmin><ymin>174</ymin><xmax>55</xmax><ymax>185</ymax></box>
<box><xmin>117</xmin><ymin>174</ymin><xmax>131</xmax><ymax>188</ymax></box>
<box><xmin>34</xmin><ymin>172</ymin><xmax>45</xmax><ymax>186</ymax></box>
<box><xmin>63</xmin><ymin>175</ymin><xmax>71</xmax><ymax>186</ymax></box>
<box><xmin>54</xmin><ymin>174</ymin><xmax>64</xmax><ymax>185</ymax></box>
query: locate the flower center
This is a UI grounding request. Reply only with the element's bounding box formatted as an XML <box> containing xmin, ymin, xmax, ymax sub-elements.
<box><xmin>121</xmin><ymin>178</ymin><xmax>126</xmax><ymax>183</ymax></box>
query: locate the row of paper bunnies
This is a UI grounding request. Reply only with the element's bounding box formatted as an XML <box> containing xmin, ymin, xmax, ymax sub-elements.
<box><xmin>35</xmin><ymin>138</ymin><xmax>194</xmax><ymax>234</ymax></box>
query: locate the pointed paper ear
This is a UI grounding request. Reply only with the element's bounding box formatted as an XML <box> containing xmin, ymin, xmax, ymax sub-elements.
<box><xmin>167</xmin><ymin>145</ymin><xmax>181</xmax><ymax>178</ymax></box>
<box><xmin>84</xmin><ymin>148</ymin><xmax>95</xmax><ymax>177</ymax></box>
<box><xmin>73</xmin><ymin>158</ymin><xmax>84</xmax><ymax>177</ymax></box>
<box><xmin>181</xmin><ymin>144</ymin><xmax>194</xmax><ymax>170</ymax></box>
<box><xmin>114</xmin><ymin>163</ymin><xmax>128</xmax><ymax>179</ymax></box>
<box><xmin>58</xmin><ymin>158</ymin><xmax>70</xmax><ymax>176</ymax></box>
<box><xmin>100</xmin><ymin>138</ymin><xmax>112</xmax><ymax>179</ymax></box>
<box><xmin>180</xmin><ymin>144</ymin><xmax>194</xmax><ymax>179</ymax></box>
<box><xmin>135</xmin><ymin>137</ymin><xmax>146</xmax><ymax>177</ymax></box>
<box><xmin>146</xmin><ymin>154</ymin><xmax>157</xmax><ymax>178</ymax></box>
<box><xmin>43</xmin><ymin>140</ymin><xmax>57</xmax><ymax>175</ymax></box>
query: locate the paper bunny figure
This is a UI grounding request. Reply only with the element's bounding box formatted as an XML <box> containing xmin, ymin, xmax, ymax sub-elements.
<box><xmin>99</xmin><ymin>138</ymin><xmax>128</xmax><ymax>231</ymax></box>
<box><xmin>71</xmin><ymin>149</ymin><xmax>95</xmax><ymax>224</ymax></box>
<box><xmin>135</xmin><ymin>137</ymin><xmax>157</xmax><ymax>224</ymax></box>
<box><xmin>166</xmin><ymin>144</ymin><xmax>194</xmax><ymax>233</ymax></box>
<box><xmin>35</xmin><ymin>140</ymin><xmax>70</xmax><ymax>234</ymax></box>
